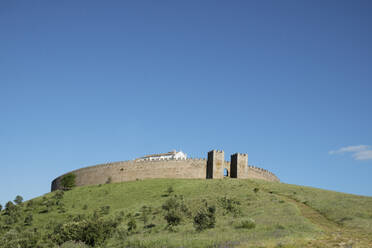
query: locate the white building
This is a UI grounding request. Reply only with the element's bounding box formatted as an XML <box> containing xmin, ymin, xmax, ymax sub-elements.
<box><xmin>137</xmin><ymin>150</ymin><xmax>187</xmax><ymax>161</ymax></box>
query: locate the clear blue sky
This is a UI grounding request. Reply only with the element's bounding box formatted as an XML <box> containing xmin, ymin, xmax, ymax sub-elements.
<box><xmin>1</xmin><ymin>1</ymin><xmax>372</xmax><ymax>206</ymax></box>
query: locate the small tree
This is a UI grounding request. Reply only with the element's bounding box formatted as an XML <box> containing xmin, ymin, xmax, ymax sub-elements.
<box><xmin>4</xmin><ymin>214</ymin><xmax>18</xmax><ymax>225</ymax></box>
<box><xmin>4</xmin><ymin>201</ymin><xmax>16</xmax><ymax>215</ymax></box>
<box><xmin>193</xmin><ymin>202</ymin><xmax>216</xmax><ymax>232</ymax></box>
<box><xmin>53</xmin><ymin>190</ymin><xmax>64</xmax><ymax>200</ymax></box>
<box><xmin>60</xmin><ymin>241</ymin><xmax>90</xmax><ymax>248</ymax></box>
<box><xmin>61</xmin><ymin>173</ymin><xmax>76</xmax><ymax>190</ymax></box>
<box><xmin>140</xmin><ymin>205</ymin><xmax>151</xmax><ymax>226</ymax></box>
<box><xmin>218</xmin><ymin>196</ymin><xmax>241</xmax><ymax>216</ymax></box>
<box><xmin>162</xmin><ymin>195</ymin><xmax>189</xmax><ymax>229</ymax></box>
<box><xmin>0</xmin><ymin>204</ymin><xmax>2</xmax><ymax>211</ymax></box>
<box><xmin>14</xmin><ymin>195</ymin><xmax>23</xmax><ymax>205</ymax></box>
<box><xmin>24</xmin><ymin>214</ymin><xmax>33</xmax><ymax>226</ymax></box>
<box><xmin>239</xmin><ymin>218</ymin><xmax>256</xmax><ymax>229</ymax></box>
<box><xmin>51</xmin><ymin>215</ymin><xmax>118</xmax><ymax>246</ymax></box>
<box><xmin>100</xmin><ymin>206</ymin><xmax>110</xmax><ymax>215</ymax></box>
<box><xmin>164</xmin><ymin>209</ymin><xmax>182</xmax><ymax>228</ymax></box>
<box><xmin>114</xmin><ymin>211</ymin><xmax>125</xmax><ymax>223</ymax></box>
<box><xmin>26</xmin><ymin>200</ymin><xmax>34</xmax><ymax>208</ymax></box>
<box><xmin>127</xmin><ymin>216</ymin><xmax>137</xmax><ymax>232</ymax></box>
<box><xmin>166</xmin><ymin>186</ymin><xmax>174</xmax><ymax>196</ymax></box>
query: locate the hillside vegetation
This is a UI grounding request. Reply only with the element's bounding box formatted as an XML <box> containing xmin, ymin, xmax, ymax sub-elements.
<box><xmin>1</xmin><ymin>179</ymin><xmax>372</xmax><ymax>248</ymax></box>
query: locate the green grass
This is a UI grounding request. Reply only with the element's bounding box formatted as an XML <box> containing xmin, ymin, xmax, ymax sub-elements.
<box><xmin>1</xmin><ymin>179</ymin><xmax>372</xmax><ymax>247</ymax></box>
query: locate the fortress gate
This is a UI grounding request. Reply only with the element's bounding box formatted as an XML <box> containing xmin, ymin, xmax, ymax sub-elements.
<box><xmin>206</xmin><ymin>150</ymin><xmax>224</xmax><ymax>179</ymax></box>
<box><xmin>230</xmin><ymin>153</ymin><xmax>248</xmax><ymax>178</ymax></box>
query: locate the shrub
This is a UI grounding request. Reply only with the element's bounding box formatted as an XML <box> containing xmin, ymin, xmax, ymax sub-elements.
<box><xmin>58</xmin><ymin>203</ymin><xmax>66</xmax><ymax>213</ymax></box>
<box><xmin>162</xmin><ymin>196</ymin><xmax>179</xmax><ymax>212</ymax></box>
<box><xmin>162</xmin><ymin>195</ymin><xmax>190</xmax><ymax>228</ymax></box>
<box><xmin>71</xmin><ymin>214</ymin><xmax>86</xmax><ymax>222</ymax></box>
<box><xmin>127</xmin><ymin>216</ymin><xmax>137</xmax><ymax>233</ymax></box>
<box><xmin>0</xmin><ymin>204</ymin><xmax>2</xmax><ymax>211</ymax></box>
<box><xmin>52</xmin><ymin>215</ymin><xmax>118</xmax><ymax>246</ymax></box>
<box><xmin>0</xmin><ymin>229</ymin><xmax>39</xmax><ymax>248</ymax></box>
<box><xmin>53</xmin><ymin>190</ymin><xmax>64</xmax><ymax>200</ymax></box>
<box><xmin>253</xmin><ymin>188</ymin><xmax>259</xmax><ymax>194</ymax></box>
<box><xmin>162</xmin><ymin>195</ymin><xmax>189</xmax><ymax>213</ymax></box>
<box><xmin>275</xmin><ymin>224</ymin><xmax>285</xmax><ymax>230</ymax></box>
<box><xmin>82</xmin><ymin>204</ymin><xmax>88</xmax><ymax>210</ymax></box>
<box><xmin>164</xmin><ymin>209</ymin><xmax>182</xmax><ymax>228</ymax></box>
<box><xmin>193</xmin><ymin>202</ymin><xmax>216</xmax><ymax>232</ymax></box>
<box><xmin>112</xmin><ymin>224</ymin><xmax>128</xmax><ymax>240</ymax></box>
<box><xmin>218</xmin><ymin>196</ymin><xmax>241</xmax><ymax>216</ymax></box>
<box><xmin>42</xmin><ymin>198</ymin><xmax>55</xmax><ymax>208</ymax></box>
<box><xmin>4</xmin><ymin>215</ymin><xmax>18</xmax><ymax>225</ymax></box>
<box><xmin>4</xmin><ymin>201</ymin><xmax>18</xmax><ymax>216</ymax></box>
<box><xmin>166</xmin><ymin>186</ymin><xmax>174</xmax><ymax>196</ymax></box>
<box><xmin>140</xmin><ymin>205</ymin><xmax>152</xmax><ymax>226</ymax></box>
<box><xmin>61</xmin><ymin>173</ymin><xmax>76</xmax><ymax>190</ymax></box>
<box><xmin>100</xmin><ymin>205</ymin><xmax>110</xmax><ymax>215</ymax></box>
<box><xmin>60</xmin><ymin>241</ymin><xmax>90</xmax><ymax>248</ymax></box>
<box><xmin>14</xmin><ymin>195</ymin><xmax>23</xmax><ymax>205</ymax></box>
<box><xmin>26</xmin><ymin>200</ymin><xmax>34</xmax><ymax>208</ymax></box>
<box><xmin>24</xmin><ymin>214</ymin><xmax>33</xmax><ymax>226</ymax></box>
<box><xmin>114</xmin><ymin>211</ymin><xmax>125</xmax><ymax>223</ymax></box>
<box><xmin>239</xmin><ymin>218</ymin><xmax>256</xmax><ymax>229</ymax></box>
<box><xmin>39</xmin><ymin>208</ymin><xmax>49</xmax><ymax>214</ymax></box>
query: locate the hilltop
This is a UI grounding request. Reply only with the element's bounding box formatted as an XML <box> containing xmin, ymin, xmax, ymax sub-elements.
<box><xmin>1</xmin><ymin>179</ymin><xmax>372</xmax><ymax>248</ymax></box>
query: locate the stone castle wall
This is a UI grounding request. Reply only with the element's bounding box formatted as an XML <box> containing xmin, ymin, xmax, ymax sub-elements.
<box><xmin>51</xmin><ymin>158</ymin><xmax>279</xmax><ymax>191</ymax></box>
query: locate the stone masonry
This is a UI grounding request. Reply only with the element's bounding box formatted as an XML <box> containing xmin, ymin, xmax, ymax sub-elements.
<box><xmin>230</xmin><ymin>153</ymin><xmax>248</xmax><ymax>178</ymax></box>
<box><xmin>206</xmin><ymin>150</ymin><xmax>224</xmax><ymax>179</ymax></box>
<box><xmin>51</xmin><ymin>149</ymin><xmax>279</xmax><ymax>191</ymax></box>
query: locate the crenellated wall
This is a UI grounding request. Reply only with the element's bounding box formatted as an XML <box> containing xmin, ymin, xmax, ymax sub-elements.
<box><xmin>51</xmin><ymin>157</ymin><xmax>279</xmax><ymax>191</ymax></box>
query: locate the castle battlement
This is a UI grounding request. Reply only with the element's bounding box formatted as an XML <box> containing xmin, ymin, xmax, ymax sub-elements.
<box><xmin>51</xmin><ymin>150</ymin><xmax>279</xmax><ymax>191</ymax></box>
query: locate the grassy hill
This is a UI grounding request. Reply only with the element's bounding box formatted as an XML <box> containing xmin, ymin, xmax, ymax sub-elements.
<box><xmin>1</xmin><ymin>179</ymin><xmax>372</xmax><ymax>248</ymax></box>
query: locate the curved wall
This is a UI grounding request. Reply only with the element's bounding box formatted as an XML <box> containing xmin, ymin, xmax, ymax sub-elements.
<box><xmin>51</xmin><ymin>159</ymin><xmax>279</xmax><ymax>191</ymax></box>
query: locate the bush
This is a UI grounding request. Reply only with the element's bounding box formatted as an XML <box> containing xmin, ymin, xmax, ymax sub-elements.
<box><xmin>127</xmin><ymin>216</ymin><xmax>137</xmax><ymax>233</ymax></box>
<box><xmin>166</xmin><ymin>186</ymin><xmax>174</xmax><ymax>196</ymax></box>
<box><xmin>60</xmin><ymin>241</ymin><xmax>90</xmax><ymax>248</ymax></box>
<box><xmin>52</xmin><ymin>215</ymin><xmax>118</xmax><ymax>246</ymax></box>
<box><xmin>4</xmin><ymin>215</ymin><xmax>18</xmax><ymax>225</ymax></box>
<box><xmin>26</xmin><ymin>200</ymin><xmax>34</xmax><ymax>208</ymax></box>
<box><xmin>100</xmin><ymin>206</ymin><xmax>110</xmax><ymax>215</ymax></box>
<box><xmin>162</xmin><ymin>196</ymin><xmax>179</xmax><ymax>212</ymax></box>
<box><xmin>164</xmin><ymin>209</ymin><xmax>182</xmax><ymax>228</ymax></box>
<box><xmin>162</xmin><ymin>195</ymin><xmax>190</xmax><ymax>228</ymax></box>
<box><xmin>140</xmin><ymin>205</ymin><xmax>151</xmax><ymax>226</ymax></box>
<box><xmin>24</xmin><ymin>214</ymin><xmax>33</xmax><ymax>226</ymax></box>
<box><xmin>218</xmin><ymin>196</ymin><xmax>241</xmax><ymax>216</ymax></box>
<box><xmin>42</xmin><ymin>198</ymin><xmax>55</xmax><ymax>208</ymax></box>
<box><xmin>239</xmin><ymin>218</ymin><xmax>256</xmax><ymax>229</ymax></box>
<box><xmin>114</xmin><ymin>211</ymin><xmax>125</xmax><ymax>223</ymax></box>
<box><xmin>14</xmin><ymin>195</ymin><xmax>23</xmax><ymax>205</ymax></box>
<box><xmin>193</xmin><ymin>202</ymin><xmax>216</xmax><ymax>232</ymax></box>
<box><xmin>61</xmin><ymin>173</ymin><xmax>76</xmax><ymax>190</ymax></box>
<box><xmin>58</xmin><ymin>203</ymin><xmax>66</xmax><ymax>213</ymax></box>
<box><xmin>53</xmin><ymin>190</ymin><xmax>64</xmax><ymax>200</ymax></box>
<box><xmin>0</xmin><ymin>229</ymin><xmax>39</xmax><ymax>248</ymax></box>
<box><xmin>4</xmin><ymin>201</ymin><xmax>17</xmax><ymax>215</ymax></box>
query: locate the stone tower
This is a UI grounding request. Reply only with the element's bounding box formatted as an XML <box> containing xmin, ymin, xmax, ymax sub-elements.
<box><xmin>206</xmin><ymin>150</ymin><xmax>224</xmax><ymax>179</ymax></box>
<box><xmin>230</xmin><ymin>153</ymin><xmax>248</xmax><ymax>178</ymax></box>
